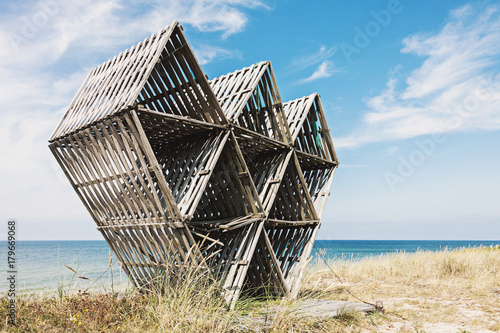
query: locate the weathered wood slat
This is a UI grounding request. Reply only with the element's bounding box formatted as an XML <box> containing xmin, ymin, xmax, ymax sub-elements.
<box><xmin>48</xmin><ymin>20</ymin><xmax>338</xmax><ymax>308</ymax></box>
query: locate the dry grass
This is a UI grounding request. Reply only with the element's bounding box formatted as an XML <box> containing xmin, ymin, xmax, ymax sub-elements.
<box><xmin>1</xmin><ymin>245</ymin><xmax>499</xmax><ymax>332</ymax></box>
<box><xmin>302</xmin><ymin>245</ymin><xmax>500</xmax><ymax>332</ymax></box>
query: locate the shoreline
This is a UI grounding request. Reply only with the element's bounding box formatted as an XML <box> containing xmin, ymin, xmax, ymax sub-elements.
<box><xmin>1</xmin><ymin>246</ymin><xmax>499</xmax><ymax>332</ymax></box>
<box><xmin>5</xmin><ymin>243</ymin><xmax>499</xmax><ymax>295</ymax></box>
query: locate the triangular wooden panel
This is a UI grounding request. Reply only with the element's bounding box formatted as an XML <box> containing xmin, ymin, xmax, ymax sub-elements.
<box><xmin>209</xmin><ymin>61</ymin><xmax>291</xmax><ymax>143</ymax></box>
<box><xmin>265</xmin><ymin>224</ymin><xmax>317</xmax><ymax>289</ymax></box>
<box><xmin>50</xmin><ymin>21</ymin><xmax>226</xmax><ymax>142</ymax></box>
<box><xmin>268</xmin><ymin>153</ymin><xmax>318</xmax><ymax>222</ymax></box>
<box><xmin>246</xmin><ymin>150</ymin><xmax>291</xmax><ymax>213</ymax></box>
<box><xmin>243</xmin><ymin>231</ymin><xmax>289</xmax><ymax>297</ymax></box>
<box><xmin>50</xmin><ymin>24</ymin><xmax>175</xmax><ymax>141</ymax></box>
<box><xmin>233</xmin><ymin>127</ymin><xmax>292</xmax><ymax>213</ymax></box>
<box><xmin>190</xmin><ymin>225</ymin><xmax>250</xmax><ymax>279</ymax></box>
<box><xmin>190</xmin><ymin>133</ymin><xmax>263</xmax><ymax>222</ymax></box>
<box><xmin>137</xmin><ymin>109</ymin><xmax>227</xmax><ymax>217</ymax></box>
<box><xmin>284</xmin><ymin>93</ymin><xmax>338</xmax><ymax>163</ymax></box>
<box><xmin>285</xmin><ymin>93</ymin><xmax>338</xmax><ymax>220</ymax></box>
<box><xmin>137</xmin><ymin>24</ymin><xmax>226</xmax><ymax>125</ymax></box>
<box><xmin>100</xmin><ymin>223</ymin><xmax>204</xmax><ymax>291</ymax></box>
<box><xmin>50</xmin><ymin>111</ymin><xmax>182</xmax><ymax>226</ymax></box>
<box><xmin>190</xmin><ymin>221</ymin><xmax>264</xmax><ymax>306</ymax></box>
<box><xmin>296</xmin><ymin>153</ymin><xmax>336</xmax><ymax>219</ymax></box>
<box><xmin>283</xmin><ymin>94</ymin><xmax>315</xmax><ymax>141</ymax></box>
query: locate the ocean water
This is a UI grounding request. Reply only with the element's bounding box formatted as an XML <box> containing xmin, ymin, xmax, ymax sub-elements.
<box><xmin>313</xmin><ymin>240</ymin><xmax>500</xmax><ymax>261</ymax></box>
<box><xmin>1</xmin><ymin>241</ymin><xmax>132</xmax><ymax>295</ymax></box>
<box><xmin>1</xmin><ymin>240</ymin><xmax>499</xmax><ymax>295</ymax></box>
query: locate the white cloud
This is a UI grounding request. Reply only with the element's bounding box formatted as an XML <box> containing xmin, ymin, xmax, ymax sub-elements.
<box><xmin>294</xmin><ymin>45</ymin><xmax>339</xmax><ymax>83</ymax></box>
<box><xmin>291</xmin><ymin>45</ymin><xmax>337</xmax><ymax>71</ymax></box>
<box><xmin>300</xmin><ymin>60</ymin><xmax>336</xmax><ymax>83</ymax></box>
<box><xmin>192</xmin><ymin>45</ymin><xmax>239</xmax><ymax>65</ymax></box>
<box><xmin>336</xmin><ymin>4</ymin><xmax>500</xmax><ymax>149</ymax></box>
<box><xmin>134</xmin><ymin>0</ymin><xmax>269</xmax><ymax>39</ymax></box>
<box><xmin>1</xmin><ymin>0</ymin><xmax>267</xmax><ymax>66</ymax></box>
<box><xmin>0</xmin><ymin>0</ymin><xmax>267</xmax><ymax>223</ymax></box>
<box><xmin>383</xmin><ymin>146</ymin><xmax>400</xmax><ymax>156</ymax></box>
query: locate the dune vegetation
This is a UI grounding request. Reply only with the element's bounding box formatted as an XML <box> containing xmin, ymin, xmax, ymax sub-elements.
<box><xmin>1</xmin><ymin>245</ymin><xmax>499</xmax><ymax>332</ymax></box>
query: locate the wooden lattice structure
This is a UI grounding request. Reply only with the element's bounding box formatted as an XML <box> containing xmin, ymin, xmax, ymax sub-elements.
<box><xmin>48</xmin><ymin>21</ymin><xmax>339</xmax><ymax>306</ymax></box>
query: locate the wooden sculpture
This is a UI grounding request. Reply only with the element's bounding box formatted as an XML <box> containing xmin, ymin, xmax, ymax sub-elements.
<box><xmin>48</xmin><ymin>21</ymin><xmax>339</xmax><ymax>307</ymax></box>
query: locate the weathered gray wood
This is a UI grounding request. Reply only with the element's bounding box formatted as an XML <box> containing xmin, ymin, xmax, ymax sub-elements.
<box><xmin>48</xmin><ymin>20</ymin><xmax>338</xmax><ymax>307</ymax></box>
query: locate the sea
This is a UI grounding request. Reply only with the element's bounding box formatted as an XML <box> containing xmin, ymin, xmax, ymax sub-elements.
<box><xmin>1</xmin><ymin>240</ymin><xmax>499</xmax><ymax>295</ymax></box>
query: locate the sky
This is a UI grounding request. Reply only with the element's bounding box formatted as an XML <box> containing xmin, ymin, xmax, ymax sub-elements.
<box><xmin>0</xmin><ymin>0</ymin><xmax>499</xmax><ymax>240</ymax></box>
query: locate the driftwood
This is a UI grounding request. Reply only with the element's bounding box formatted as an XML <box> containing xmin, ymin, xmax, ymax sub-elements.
<box><xmin>48</xmin><ymin>20</ymin><xmax>339</xmax><ymax>307</ymax></box>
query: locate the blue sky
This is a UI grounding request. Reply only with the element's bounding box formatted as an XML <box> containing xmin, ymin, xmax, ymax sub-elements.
<box><xmin>0</xmin><ymin>0</ymin><xmax>499</xmax><ymax>240</ymax></box>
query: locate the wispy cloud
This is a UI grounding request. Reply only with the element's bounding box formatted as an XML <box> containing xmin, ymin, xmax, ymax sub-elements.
<box><xmin>336</xmin><ymin>4</ymin><xmax>500</xmax><ymax>149</ymax></box>
<box><xmin>167</xmin><ymin>0</ymin><xmax>269</xmax><ymax>39</ymax></box>
<box><xmin>292</xmin><ymin>45</ymin><xmax>338</xmax><ymax>83</ymax></box>
<box><xmin>299</xmin><ymin>60</ymin><xmax>336</xmax><ymax>83</ymax></box>
<box><xmin>383</xmin><ymin>146</ymin><xmax>400</xmax><ymax>156</ymax></box>
<box><xmin>0</xmin><ymin>0</ymin><xmax>267</xmax><ymax>221</ymax></box>
<box><xmin>192</xmin><ymin>45</ymin><xmax>240</xmax><ymax>65</ymax></box>
<box><xmin>291</xmin><ymin>45</ymin><xmax>336</xmax><ymax>70</ymax></box>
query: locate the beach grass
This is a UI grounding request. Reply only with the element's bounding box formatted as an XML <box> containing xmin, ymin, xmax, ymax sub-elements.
<box><xmin>1</xmin><ymin>245</ymin><xmax>499</xmax><ymax>332</ymax></box>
